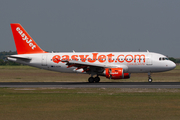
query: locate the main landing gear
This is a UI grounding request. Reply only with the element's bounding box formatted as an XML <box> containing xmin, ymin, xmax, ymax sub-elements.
<box><xmin>88</xmin><ymin>76</ymin><xmax>100</xmax><ymax>83</ymax></box>
<box><xmin>148</xmin><ymin>72</ymin><xmax>153</xmax><ymax>83</ymax></box>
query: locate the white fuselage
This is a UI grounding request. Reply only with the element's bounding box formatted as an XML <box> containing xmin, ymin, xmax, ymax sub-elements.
<box><xmin>8</xmin><ymin>52</ymin><xmax>176</xmax><ymax>74</ymax></box>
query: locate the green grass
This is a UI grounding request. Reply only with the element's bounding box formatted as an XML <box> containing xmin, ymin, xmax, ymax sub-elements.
<box><xmin>0</xmin><ymin>88</ymin><xmax>180</xmax><ymax>120</ymax></box>
<box><xmin>175</xmin><ymin>64</ymin><xmax>180</xmax><ymax>70</ymax></box>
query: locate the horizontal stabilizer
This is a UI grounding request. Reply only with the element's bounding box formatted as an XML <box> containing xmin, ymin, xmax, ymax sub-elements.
<box><xmin>7</xmin><ymin>55</ymin><xmax>32</xmax><ymax>61</ymax></box>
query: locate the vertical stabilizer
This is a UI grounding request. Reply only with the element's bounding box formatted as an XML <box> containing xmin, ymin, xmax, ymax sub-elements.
<box><xmin>10</xmin><ymin>23</ymin><xmax>47</xmax><ymax>54</ymax></box>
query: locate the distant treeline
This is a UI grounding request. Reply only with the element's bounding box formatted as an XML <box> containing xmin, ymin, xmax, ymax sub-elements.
<box><xmin>0</xmin><ymin>51</ymin><xmax>17</xmax><ymax>59</ymax></box>
<box><xmin>168</xmin><ymin>57</ymin><xmax>180</xmax><ymax>63</ymax></box>
<box><xmin>0</xmin><ymin>51</ymin><xmax>180</xmax><ymax>65</ymax></box>
<box><xmin>0</xmin><ymin>51</ymin><xmax>20</xmax><ymax>65</ymax></box>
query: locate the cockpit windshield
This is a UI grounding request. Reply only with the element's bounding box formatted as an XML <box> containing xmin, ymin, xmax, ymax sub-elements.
<box><xmin>159</xmin><ymin>57</ymin><xmax>169</xmax><ymax>61</ymax></box>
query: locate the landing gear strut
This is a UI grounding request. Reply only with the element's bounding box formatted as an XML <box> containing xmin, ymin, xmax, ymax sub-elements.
<box><xmin>148</xmin><ymin>72</ymin><xmax>153</xmax><ymax>83</ymax></box>
<box><xmin>88</xmin><ymin>76</ymin><xmax>100</xmax><ymax>83</ymax></box>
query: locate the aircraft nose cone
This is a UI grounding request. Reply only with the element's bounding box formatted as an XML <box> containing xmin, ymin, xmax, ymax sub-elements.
<box><xmin>168</xmin><ymin>61</ymin><xmax>176</xmax><ymax>70</ymax></box>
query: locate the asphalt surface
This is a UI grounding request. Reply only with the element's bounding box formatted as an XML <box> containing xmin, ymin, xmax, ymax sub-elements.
<box><xmin>0</xmin><ymin>82</ymin><xmax>180</xmax><ymax>88</ymax></box>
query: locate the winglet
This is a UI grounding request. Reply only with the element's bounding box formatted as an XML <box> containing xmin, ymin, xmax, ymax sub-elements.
<box><xmin>10</xmin><ymin>23</ymin><xmax>47</xmax><ymax>54</ymax></box>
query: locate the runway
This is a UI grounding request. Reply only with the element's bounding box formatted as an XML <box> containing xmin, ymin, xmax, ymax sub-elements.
<box><xmin>0</xmin><ymin>82</ymin><xmax>180</xmax><ymax>88</ymax></box>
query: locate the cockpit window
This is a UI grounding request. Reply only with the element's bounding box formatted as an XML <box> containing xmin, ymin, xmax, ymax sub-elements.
<box><xmin>159</xmin><ymin>57</ymin><xmax>169</xmax><ymax>61</ymax></box>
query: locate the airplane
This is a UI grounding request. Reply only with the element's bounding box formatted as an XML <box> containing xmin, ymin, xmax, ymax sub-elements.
<box><xmin>7</xmin><ymin>23</ymin><xmax>176</xmax><ymax>83</ymax></box>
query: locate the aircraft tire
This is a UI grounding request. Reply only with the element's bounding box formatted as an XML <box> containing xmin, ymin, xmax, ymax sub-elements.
<box><xmin>88</xmin><ymin>77</ymin><xmax>95</xmax><ymax>83</ymax></box>
<box><xmin>148</xmin><ymin>78</ymin><xmax>153</xmax><ymax>83</ymax></box>
<box><xmin>94</xmin><ymin>77</ymin><xmax>100</xmax><ymax>83</ymax></box>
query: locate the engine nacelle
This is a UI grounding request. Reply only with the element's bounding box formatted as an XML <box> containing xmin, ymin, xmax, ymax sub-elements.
<box><xmin>104</xmin><ymin>68</ymin><xmax>130</xmax><ymax>79</ymax></box>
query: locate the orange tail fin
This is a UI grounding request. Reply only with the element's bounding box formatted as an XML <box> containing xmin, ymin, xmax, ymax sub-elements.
<box><xmin>10</xmin><ymin>23</ymin><xmax>47</xmax><ymax>54</ymax></box>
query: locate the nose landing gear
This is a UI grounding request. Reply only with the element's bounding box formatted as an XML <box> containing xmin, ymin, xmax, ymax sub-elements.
<box><xmin>148</xmin><ymin>72</ymin><xmax>153</xmax><ymax>83</ymax></box>
<box><xmin>148</xmin><ymin>78</ymin><xmax>153</xmax><ymax>83</ymax></box>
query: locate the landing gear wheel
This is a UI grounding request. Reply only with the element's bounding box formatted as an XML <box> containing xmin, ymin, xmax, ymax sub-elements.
<box><xmin>94</xmin><ymin>77</ymin><xmax>100</xmax><ymax>83</ymax></box>
<box><xmin>88</xmin><ymin>77</ymin><xmax>94</xmax><ymax>83</ymax></box>
<box><xmin>148</xmin><ymin>78</ymin><xmax>153</xmax><ymax>83</ymax></box>
<box><xmin>148</xmin><ymin>72</ymin><xmax>152</xmax><ymax>83</ymax></box>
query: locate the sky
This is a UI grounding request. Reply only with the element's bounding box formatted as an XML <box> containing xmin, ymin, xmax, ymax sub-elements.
<box><xmin>0</xmin><ymin>0</ymin><xmax>180</xmax><ymax>57</ymax></box>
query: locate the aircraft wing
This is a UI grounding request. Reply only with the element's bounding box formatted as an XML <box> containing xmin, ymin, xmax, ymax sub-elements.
<box><xmin>61</xmin><ymin>60</ymin><xmax>128</xmax><ymax>73</ymax></box>
<box><xmin>63</xmin><ymin>60</ymin><xmax>109</xmax><ymax>68</ymax></box>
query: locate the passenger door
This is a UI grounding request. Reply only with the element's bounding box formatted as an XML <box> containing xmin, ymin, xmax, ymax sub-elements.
<box><xmin>42</xmin><ymin>55</ymin><xmax>47</xmax><ymax>66</ymax></box>
<box><xmin>146</xmin><ymin>54</ymin><xmax>153</xmax><ymax>65</ymax></box>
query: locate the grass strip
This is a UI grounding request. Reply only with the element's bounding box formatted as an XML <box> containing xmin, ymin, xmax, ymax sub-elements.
<box><xmin>0</xmin><ymin>88</ymin><xmax>180</xmax><ymax>120</ymax></box>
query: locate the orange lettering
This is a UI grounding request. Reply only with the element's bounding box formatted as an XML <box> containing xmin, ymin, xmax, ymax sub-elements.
<box><xmin>88</xmin><ymin>53</ymin><xmax>98</xmax><ymax>63</ymax></box>
<box><xmin>98</xmin><ymin>55</ymin><xmax>106</xmax><ymax>63</ymax></box>
<box><xmin>62</xmin><ymin>55</ymin><xmax>69</xmax><ymax>61</ymax></box>
<box><xmin>71</xmin><ymin>55</ymin><xmax>78</xmax><ymax>61</ymax></box>
<box><xmin>125</xmin><ymin>54</ymin><xmax>133</xmax><ymax>63</ymax></box>
<box><xmin>52</xmin><ymin>55</ymin><xmax>61</xmax><ymax>64</ymax></box>
<box><xmin>134</xmin><ymin>55</ymin><xmax>145</xmax><ymax>63</ymax></box>
<box><xmin>117</xmin><ymin>55</ymin><xmax>124</xmax><ymax>63</ymax></box>
<box><xmin>79</xmin><ymin>55</ymin><xmax>89</xmax><ymax>62</ymax></box>
<box><xmin>107</xmin><ymin>53</ymin><xmax>114</xmax><ymax>63</ymax></box>
<box><xmin>61</xmin><ymin>55</ymin><xmax>69</xmax><ymax>63</ymax></box>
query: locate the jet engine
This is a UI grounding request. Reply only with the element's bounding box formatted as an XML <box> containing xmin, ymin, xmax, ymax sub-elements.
<box><xmin>104</xmin><ymin>68</ymin><xmax>130</xmax><ymax>79</ymax></box>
